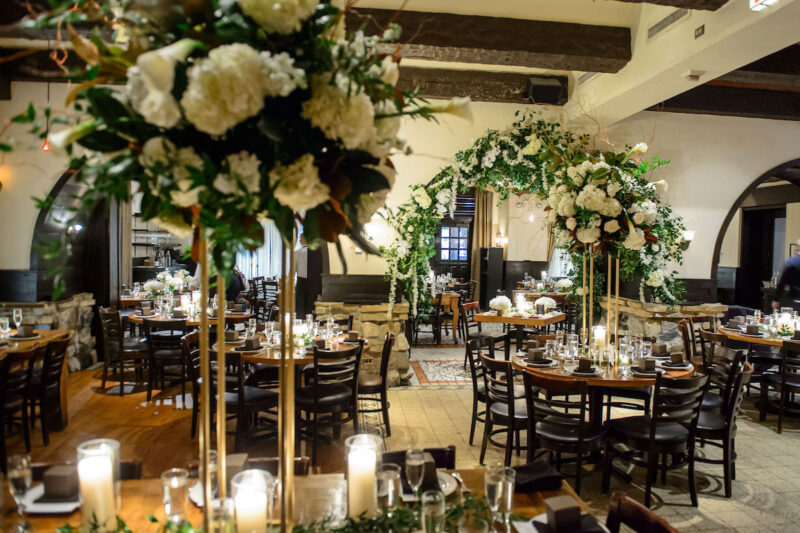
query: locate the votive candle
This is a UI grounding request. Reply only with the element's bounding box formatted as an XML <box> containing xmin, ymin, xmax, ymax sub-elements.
<box><xmin>78</xmin><ymin>455</ymin><xmax>115</xmax><ymax>530</ymax></box>
<box><xmin>347</xmin><ymin>446</ymin><xmax>377</xmax><ymax>518</ymax></box>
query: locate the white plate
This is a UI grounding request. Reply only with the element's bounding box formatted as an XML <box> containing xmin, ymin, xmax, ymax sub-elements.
<box><xmin>233</xmin><ymin>347</ymin><xmax>265</xmax><ymax>355</ymax></box>
<box><xmin>631</xmin><ymin>368</ymin><xmax>664</xmax><ymax>378</ymax></box>
<box><xmin>401</xmin><ymin>472</ymin><xmax>458</xmax><ymax>502</ymax></box>
<box><xmin>525</xmin><ymin>360</ymin><xmax>557</xmax><ymax>368</ymax></box>
<box><xmin>571</xmin><ymin>368</ymin><xmax>600</xmax><ymax>377</ymax></box>
<box><xmin>656</xmin><ymin>360</ymin><xmax>690</xmax><ymax>370</ymax></box>
<box><xmin>22</xmin><ymin>484</ymin><xmax>81</xmax><ymax>515</ymax></box>
<box><xmin>741</xmin><ymin>332</ymin><xmax>765</xmax><ymax>337</ymax></box>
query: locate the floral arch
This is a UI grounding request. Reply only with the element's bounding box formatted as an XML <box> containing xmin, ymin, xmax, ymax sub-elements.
<box><xmin>381</xmin><ymin>112</ymin><xmax>688</xmax><ymax>314</ymax></box>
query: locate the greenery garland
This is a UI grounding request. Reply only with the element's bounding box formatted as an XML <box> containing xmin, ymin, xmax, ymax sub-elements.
<box><xmin>381</xmin><ymin>111</ymin><xmax>688</xmax><ymax>315</ymax></box>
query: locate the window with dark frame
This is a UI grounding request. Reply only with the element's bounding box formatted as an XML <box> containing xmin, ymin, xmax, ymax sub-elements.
<box><xmin>440</xmin><ymin>225</ymin><xmax>470</xmax><ymax>262</ymax></box>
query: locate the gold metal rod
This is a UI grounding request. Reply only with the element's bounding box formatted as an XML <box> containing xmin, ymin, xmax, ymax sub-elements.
<box><xmin>607</xmin><ymin>256</ymin><xmax>612</xmax><ymax>349</ymax></box>
<box><xmin>615</xmin><ymin>257</ymin><xmax>620</xmax><ymax>358</ymax></box>
<box><xmin>278</xmin><ymin>233</ymin><xmax>296</xmax><ymax>531</ymax></box>
<box><xmin>582</xmin><ymin>251</ymin><xmax>587</xmax><ymax>342</ymax></box>
<box><xmin>198</xmin><ymin>233</ymin><xmax>211</xmax><ymax>532</ymax></box>
<box><xmin>589</xmin><ymin>250</ymin><xmax>594</xmax><ymax>346</ymax></box>
<box><xmin>216</xmin><ymin>274</ymin><xmax>227</xmax><ymax>499</ymax></box>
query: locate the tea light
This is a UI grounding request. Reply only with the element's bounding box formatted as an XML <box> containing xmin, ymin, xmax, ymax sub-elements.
<box><xmin>78</xmin><ymin>454</ymin><xmax>115</xmax><ymax>529</ymax></box>
<box><xmin>345</xmin><ymin>434</ymin><xmax>381</xmax><ymax>518</ymax></box>
<box><xmin>593</xmin><ymin>325</ymin><xmax>607</xmax><ymax>350</ymax></box>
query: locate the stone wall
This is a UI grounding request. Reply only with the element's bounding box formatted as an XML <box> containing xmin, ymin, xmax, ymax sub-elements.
<box><xmin>0</xmin><ymin>293</ymin><xmax>96</xmax><ymax>371</ymax></box>
<box><xmin>314</xmin><ymin>301</ymin><xmax>410</xmax><ymax>386</ymax></box>
<box><xmin>600</xmin><ymin>297</ymin><xmax>727</xmax><ymax>352</ymax></box>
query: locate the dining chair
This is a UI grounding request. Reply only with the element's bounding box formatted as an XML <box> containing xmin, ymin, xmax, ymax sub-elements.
<box><xmin>479</xmin><ymin>353</ymin><xmax>527</xmax><ymax>466</ymax></box>
<box><xmin>678</xmin><ymin>319</ymin><xmax>695</xmax><ymax>364</ymax></box>
<box><xmin>605</xmin><ymin>491</ymin><xmax>679</xmax><ymax>533</ymax></box>
<box><xmin>698</xmin><ymin>329</ymin><xmax>728</xmax><ymax>374</ymax></box>
<box><xmin>459</xmin><ymin>301</ymin><xmax>508</xmax><ymax>364</ymax></box>
<box><xmin>224</xmin><ymin>351</ymin><xmax>280</xmax><ymax>452</ymax></box>
<box><xmin>688</xmin><ymin>315</ymin><xmax>715</xmax><ymax>363</ymax></box>
<box><xmin>0</xmin><ymin>344</ymin><xmax>41</xmax><ymax>466</ymax></box>
<box><xmin>182</xmin><ymin>331</ymin><xmax>203</xmax><ymax>439</ymax></box>
<box><xmin>357</xmin><ymin>333</ymin><xmax>394</xmax><ymax>436</ymax></box>
<box><xmin>25</xmin><ymin>332</ymin><xmax>71</xmax><ymax>446</ymax></box>
<box><xmin>465</xmin><ymin>340</ymin><xmax>487</xmax><ymax>446</ymax></box>
<box><xmin>696</xmin><ymin>363</ymin><xmax>752</xmax><ymax>498</ymax></box>
<box><xmin>143</xmin><ymin>318</ymin><xmax>188</xmax><ymax>401</ymax></box>
<box><xmin>411</xmin><ymin>306</ymin><xmax>443</xmax><ymax>345</ymax></box>
<box><xmin>99</xmin><ymin>307</ymin><xmax>149</xmax><ymax>396</ymax></box>
<box><xmin>382</xmin><ymin>445</ymin><xmax>456</xmax><ymax>469</ymax></box>
<box><xmin>255</xmin><ymin>301</ymin><xmax>273</xmax><ymax>323</ymax></box>
<box><xmin>759</xmin><ymin>339</ymin><xmax>800</xmax><ymax>433</ymax></box>
<box><xmin>700</xmin><ymin>346</ymin><xmax>743</xmax><ymax>413</ymax></box>
<box><xmin>603</xmin><ymin>334</ymin><xmax>653</xmax><ymax>421</ymax></box>
<box><xmin>315</xmin><ymin>316</ymin><xmax>354</xmax><ymax>331</ymax></box>
<box><xmin>296</xmin><ymin>342</ymin><xmax>363</xmax><ymax>465</ymax></box>
<box><xmin>602</xmin><ymin>372</ymin><xmax>709</xmax><ymax>508</ymax></box>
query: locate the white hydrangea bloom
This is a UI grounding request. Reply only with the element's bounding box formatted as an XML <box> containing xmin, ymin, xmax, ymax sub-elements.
<box><xmin>412</xmin><ymin>188</ymin><xmax>432</xmax><ymax>209</ymax></box>
<box><xmin>556</xmin><ymin>194</ymin><xmax>576</xmax><ymax>217</ymax></box>
<box><xmin>646</xmin><ymin>269</ymin><xmax>665</xmax><ymax>287</ymax></box>
<box><xmin>237</xmin><ymin>0</ymin><xmax>318</xmax><ymax>35</ymax></box>
<box><xmin>521</xmin><ymin>135</ymin><xmax>542</xmax><ymax>156</ymax></box>
<box><xmin>640</xmin><ymin>200</ymin><xmax>658</xmax><ymax>225</ymax></box>
<box><xmin>606</xmin><ymin>181</ymin><xmax>622</xmax><ymax>198</ymax></box>
<box><xmin>395</xmin><ymin>239</ymin><xmax>409</xmax><ymax>258</ymax></box>
<box><xmin>556</xmin><ymin>229</ymin><xmax>571</xmax><ymax>244</ymax></box>
<box><xmin>566</xmin><ymin>217</ymin><xmax>577</xmax><ymax>230</ymax></box>
<box><xmin>259</xmin><ymin>51</ymin><xmax>307</xmax><ymax>96</ymax></box>
<box><xmin>623</xmin><ymin>228</ymin><xmax>646</xmax><ymax>251</ymax></box>
<box><xmin>604</xmin><ymin>220</ymin><xmax>621</xmax><ymax>233</ymax></box>
<box><xmin>228</xmin><ymin>151</ymin><xmax>261</xmax><ymax>194</ymax></box>
<box><xmin>576</xmin><ymin>227</ymin><xmax>600</xmax><ymax>244</ymax></box>
<box><xmin>182</xmin><ymin>44</ymin><xmax>270</xmax><ymax>135</ymax></box>
<box><xmin>575</xmin><ymin>184</ymin><xmax>607</xmax><ymax>213</ymax></box>
<box><xmin>302</xmin><ymin>75</ymin><xmax>376</xmax><ymax>150</ymax></box>
<box><xmin>269</xmin><ymin>153</ymin><xmax>330</xmax><ymax>211</ymax></box>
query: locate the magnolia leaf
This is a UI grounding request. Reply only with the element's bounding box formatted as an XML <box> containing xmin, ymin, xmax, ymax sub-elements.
<box><xmin>67</xmin><ymin>23</ymin><xmax>100</xmax><ymax>66</ymax></box>
<box><xmin>77</xmin><ymin>130</ymin><xmax>129</xmax><ymax>152</ymax></box>
<box><xmin>65</xmin><ymin>76</ymin><xmax>112</xmax><ymax>106</ymax></box>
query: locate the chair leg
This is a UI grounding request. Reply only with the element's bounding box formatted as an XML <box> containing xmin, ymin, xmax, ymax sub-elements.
<box><xmin>469</xmin><ymin>397</ymin><xmax>478</xmax><ymax>446</ymax></box>
<box><xmin>147</xmin><ymin>358</ymin><xmax>155</xmax><ymax>401</ymax></box>
<box><xmin>504</xmin><ymin>424</ymin><xmax>512</xmax><ymax>466</ymax></box>
<box><xmin>601</xmin><ymin>440</ymin><xmax>612</xmax><ymax>494</ymax></box>
<box><xmin>480</xmin><ymin>417</ymin><xmax>492</xmax><ymax>465</ymax></box>
<box><xmin>731</xmin><ymin>438</ymin><xmax>737</xmax><ymax>480</ymax></box>
<box><xmin>191</xmin><ymin>404</ymin><xmax>198</xmax><ymax>438</ymax></box>
<box><xmin>101</xmin><ymin>358</ymin><xmax>109</xmax><ymax>391</ymax></box>
<box><xmin>778</xmin><ymin>388</ymin><xmax>786</xmax><ymax>434</ymax></box>
<box><xmin>21</xmin><ymin>406</ymin><xmax>31</xmax><ymax>452</ymax></box>
<box><xmin>644</xmin><ymin>451</ymin><xmax>658</xmax><ymax>508</ymax></box>
<box><xmin>723</xmin><ymin>436</ymin><xmax>733</xmax><ymax>498</ymax></box>
<box><xmin>575</xmin><ymin>450</ymin><xmax>583</xmax><ymax>496</ymax></box>
<box><xmin>119</xmin><ymin>361</ymin><xmax>125</xmax><ymax>397</ymax></box>
<box><xmin>644</xmin><ymin>395</ymin><xmax>651</xmax><ymax>416</ymax></box>
<box><xmin>661</xmin><ymin>453</ymin><xmax>668</xmax><ymax>484</ymax></box>
<box><xmin>39</xmin><ymin>397</ymin><xmax>49</xmax><ymax>446</ymax></box>
<box><xmin>381</xmin><ymin>391</ymin><xmax>391</xmax><ymax>437</ymax></box>
<box><xmin>688</xmin><ymin>439</ymin><xmax>698</xmax><ymax>507</ymax></box>
<box><xmin>515</xmin><ymin>429</ymin><xmax>521</xmax><ymax>457</ymax></box>
<box><xmin>759</xmin><ymin>384</ymin><xmax>768</xmax><ymax>422</ymax></box>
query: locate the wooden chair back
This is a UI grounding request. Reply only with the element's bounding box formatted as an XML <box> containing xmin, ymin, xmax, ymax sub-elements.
<box><xmin>378</xmin><ymin>333</ymin><xmax>394</xmax><ymax>385</ymax></box>
<box><xmin>779</xmin><ymin>340</ymin><xmax>800</xmax><ymax>390</ymax></box>
<box><xmin>708</xmin><ymin>346</ymin><xmax>743</xmax><ymax>408</ymax></box>
<box><xmin>465</xmin><ymin>340</ymin><xmax>486</xmax><ymax>401</ymax></box>
<box><xmin>724</xmin><ymin>363</ymin><xmax>752</xmax><ymax>432</ymax></box>
<box><xmin>382</xmin><ymin>446</ymin><xmax>456</xmax><ymax>469</ymax></box>
<box><xmin>650</xmin><ymin>373</ymin><xmax>709</xmax><ymax>436</ymax></box>
<box><xmin>678</xmin><ymin>319</ymin><xmax>693</xmax><ymax>361</ymax></box>
<box><xmin>98</xmin><ymin>307</ymin><xmax>124</xmax><ymax>357</ymax></box>
<box><xmin>605</xmin><ymin>491</ymin><xmax>679</xmax><ymax>533</ymax></box>
<box><xmin>143</xmin><ymin>319</ymin><xmax>187</xmax><ymax>352</ymax></box>
<box><xmin>459</xmin><ymin>301</ymin><xmax>482</xmax><ymax>339</ymax></box>
<box><xmin>699</xmin><ymin>329</ymin><xmax>727</xmax><ymax>373</ymax></box>
<box><xmin>524</xmin><ymin>372</ymin><xmax>590</xmax><ymax>445</ymax></box>
<box><xmin>40</xmin><ymin>333</ymin><xmax>72</xmax><ymax>392</ymax></box>
<box><xmin>480</xmin><ymin>354</ymin><xmax>516</xmax><ymax>419</ymax></box>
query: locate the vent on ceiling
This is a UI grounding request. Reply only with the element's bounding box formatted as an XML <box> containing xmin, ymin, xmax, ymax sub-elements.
<box><xmin>578</xmin><ymin>72</ymin><xmax>598</xmax><ymax>86</ymax></box>
<box><xmin>648</xmin><ymin>8</ymin><xmax>689</xmax><ymax>40</ymax></box>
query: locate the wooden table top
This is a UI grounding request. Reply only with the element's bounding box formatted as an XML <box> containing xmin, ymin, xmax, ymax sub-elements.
<box><xmin>0</xmin><ymin>328</ymin><xmax>73</xmax><ymax>357</ymax></box>
<box><xmin>128</xmin><ymin>312</ymin><xmax>254</xmax><ymax>327</ymax></box>
<box><xmin>511</xmin><ymin>353</ymin><xmax>695</xmax><ymax>387</ymax></box>
<box><xmin>120</xmin><ymin>296</ymin><xmax>151</xmax><ymax>307</ymax></box>
<box><xmin>475</xmin><ymin>312</ymin><xmax>566</xmax><ymax>327</ymax></box>
<box><xmin>4</xmin><ymin>469</ymin><xmax>587</xmax><ymax>531</ymax></box>
<box><xmin>212</xmin><ymin>336</ymin><xmax>364</xmax><ymax>365</ymax></box>
<box><xmin>718</xmin><ymin>326</ymin><xmax>785</xmax><ymax>347</ymax></box>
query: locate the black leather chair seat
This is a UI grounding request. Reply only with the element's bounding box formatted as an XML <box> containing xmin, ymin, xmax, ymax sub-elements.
<box><xmin>696</xmin><ymin>411</ymin><xmax>725</xmax><ymax>433</ymax></box>
<box><xmin>605</xmin><ymin>386</ymin><xmax>651</xmax><ymax>399</ymax></box>
<box><xmin>478</xmin><ymin>382</ymin><xmax>525</xmax><ymax>399</ymax></box>
<box><xmin>224</xmin><ymin>387</ymin><xmax>277</xmax><ymax>407</ymax></box>
<box><xmin>4</xmin><ymin>395</ymin><xmax>23</xmax><ymax>411</ymax></box>
<box><xmin>358</xmin><ymin>374</ymin><xmax>382</xmax><ymax>389</ymax></box>
<box><xmin>489</xmin><ymin>399</ymin><xmax>528</xmax><ymax>420</ymax></box>
<box><xmin>608</xmin><ymin>415</ymin><xmax>688</xmax><ymax>446</ymax></box>
<box><xmin>763</xmin><ymin>373</ymin><xmax>800</xmax><ymax>390</ymax></box>
<box><xmin>152</xmin><ymin>348</ymin><xmax>183</xmax><ymax>360</ymax></box>
<box><xmin>701</xmin><ymin>391</ymin><xmax>723</xmax><ymax>411</ymax></box>
<box><xmin>296</xmin><ymin>384</ymin><xmax>352</xmax><ymax>407</ymax></box>
<box><xmin>123</xmin><ymin>338</ymin><xmax>148</xmax><ymax>352</ymax></box>
<box><xmin>535</xmin><ymin>421</ymin><xmax>605</xmax><ymax>444</ymax></box>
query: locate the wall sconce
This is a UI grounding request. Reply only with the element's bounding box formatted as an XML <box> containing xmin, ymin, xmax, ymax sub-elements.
<box><xmin>495</xmin><ymin>232</ymin><xmax>508</xmax><ymax>247</ymax></box>
<box><xmin>750</xmin><ymin>0</ymin><xmax>778</xmax><ymax>11</ymax></box>
<box><xmin>680</xmin><ymin>229</ymin><xmax>695</xmax><ymax>251</ymax></box>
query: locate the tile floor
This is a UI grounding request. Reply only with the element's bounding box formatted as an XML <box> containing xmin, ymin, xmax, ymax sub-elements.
<box><xmin>384</xmin><ymin>344</ymin><xmax>800</xmax><ymax>532</ymax></box>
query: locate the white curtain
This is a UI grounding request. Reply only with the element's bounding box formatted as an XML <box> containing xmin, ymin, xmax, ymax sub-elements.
<box><xmin>236</xmin><ymin>220</ymin><xmax>283</xmax><ymax>279</ymax></box>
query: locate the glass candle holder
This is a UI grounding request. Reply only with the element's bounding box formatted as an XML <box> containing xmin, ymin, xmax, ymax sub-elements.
<box><xmin>232</xmin><ymin>470</ymin><xmax>275</xmax><ymax>533</ymax></box>
<box><xmin>161</xmin><ymin>468</ymin><xmax>189</xmax><ymax>524</ymax></box>
<box><xmin>344</xmin><ymin>434</ymin><xmax>382</xmax><ymax>518</ymax></box>
<box><xmin>77</xmin><ymin>439</ymin><xmax>120</xmax><ymax>530</ymax></box>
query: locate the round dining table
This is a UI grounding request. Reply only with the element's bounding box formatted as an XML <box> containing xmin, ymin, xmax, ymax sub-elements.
<box><xmin>511</xmin><ymin>353</ymin><xmax>695</xmax><ymax>430</ymax></box>
<box><xmin>127</xmin><ymin>311</ymin><xmax>254</xmax><ymax>328</ymax></box>
<box><xmin>212</xmin><ymin>335</ymin><xmax>367</xmax><ymax>366</ymax></box>
<box><xmin>717</xmin><ymin>325</ymin><xmax>785</xmax><ymax>347</ymax></box>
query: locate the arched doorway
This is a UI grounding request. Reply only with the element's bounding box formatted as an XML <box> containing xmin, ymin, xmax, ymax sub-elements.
<box><xmin>711</xmin><ymin>158</ymin><xmax>800</xmax><ymax>308</ymax></box>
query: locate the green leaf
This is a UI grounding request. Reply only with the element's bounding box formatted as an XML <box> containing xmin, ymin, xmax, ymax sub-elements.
<box><xmin>12</xmin><ymin>103</ymin><xmax>36</xmax><ymax>123</ymax></box>
<box><xmin>86</xmin><ymin>87</ymin><xmax>129</xmax><ymax>124</ymax></box>
<box><xmin>77</xmin><ymin>130</ymin><xmax>129</xmax><ymax>152</ymax></box>
<box><xmin>347</xmin><ymin>165</ymin><xmax>390</xmax><ymax>195</ymax></box>
<box><xmin>0</xmin><ymin>143</ymin><xmax>11</xmax><ymax>152</ymax></box>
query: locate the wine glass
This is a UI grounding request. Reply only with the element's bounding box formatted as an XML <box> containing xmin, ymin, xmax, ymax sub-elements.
<box><xmin>484</xmin><ymin>462</ymin><xmax>505</xmax><ymax>526</ymax></box>
<box><xmin>0</xmin><ymin>317</ymin><xmax>10</xmax><ymax>340</ymax></box>
<box><xmin>498</xmin><ymin>467</ymin><xmax>516</xmax><ymax>525</ymax></box>
<box><xmin>8</xmin><ymin>454</ymin><xmax>32</xmax><ymax>529</ymax></box>
<box><xmin>12</xmin><ymin>308</ymin><xmax>22</xmax><ymax>334</ymax></box>
<box><xmin>421</xmin><ymin>490</ymin><xmax>445</xmax><ymax>533</ymax></box>
<box><xmin>405</xmin><ymin>450</ymin><xmax>425</xmax><ymax>499</ymax></box>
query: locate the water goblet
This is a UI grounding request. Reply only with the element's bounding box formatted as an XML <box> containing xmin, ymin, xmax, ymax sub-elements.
<box><xmin>484</xmin><ymin>462</ymin><xmax>505</xmax><ymax>526</ymax></box>
<box><xmin>377</xmin><ymin>463</ymin><xmax>401</xmax><ymax>513</ymax></box>
<box><xmin>162</xmin><ymin>468</ymin><xmax>189</xmax><ymax>525</ymax></box>
<box><xmin>12</xmin><ymin>308</ymin><xmax>22</xmax><ymax>334</ymax></box>
<box><xmin>405</xmin><ymin>450</ymin><xmax>425</xmax><ymax>499</ymax></box>
<box><xmin>421</xmin><ymin>490</ymin><xmax>446</xmax><ymax>533</ymax></box>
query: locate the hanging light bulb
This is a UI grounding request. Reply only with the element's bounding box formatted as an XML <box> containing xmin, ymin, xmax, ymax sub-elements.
<box><xmin>41</xmin><ymin>138</ymin><xmax>50</xmax><ymax>152</ymax></box>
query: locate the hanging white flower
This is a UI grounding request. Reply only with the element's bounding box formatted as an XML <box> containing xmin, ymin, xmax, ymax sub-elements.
<box><xmin>355</xmin><ymin>161</ymin><xmax>395</xmax><ymax>224</ymax></box>
<box><xmin>395</xmin><ymin>239</ymin><xmax>410</xmax><ymax>258</ymax></box>
<box><xmin>631</xmin><ymin>142</ymin><xmax>648</xmax><ymax>154</ymax></box>
<box><xmin>566</xmin><ymin>217</ymin><xmax>577</xmax><ymax>230</ymax></box>
<box><xmin>126</xmin><ymin>39</ymin><xmax>197</xmax><ymax>128</ymax></box>
<box><xmin>237</xmin><ymin>0</ymin><xmax>318</xmax><ymax>35</ymax></box>
<box><xmin>302</xmin><ymin>74</ymin><xmax>376</xmax><ymax>150</ymax></box>
<box><xmin>182</xmin><ymin>44</ymin><xmax>269</xmax><ymax>135</ymax></box>
<box><xmin>412</xmin><ymin>188</ymin><xmax>432</xmax><ymax>209</ymax></box>
<box><xmin>604</xmin><ymin>220</ymin><xmax>621</xmax><ymax>233</ymax></box>
<box><xmin>646</xmin><ymin>270</ymin><xmax>665</xmax><ymax>287</ymax></box>
<box><xmin>576</xmin><ymin>227</ymin><xmax>600</xmax><ymax>244</ymax></box>
<box><xmin>269</xmin><ymin>153</ymin><xmax>330</xmax><ymax>211</ymax></box>
<box><xmin>521</xmin><ymin>134</ymin><xmax>542</xmax><ymax>156</ymax></box>
<box><xmin>623</xmin><ymin>227</ymin><xmax>647</xmax><ymax>251</ymax></box>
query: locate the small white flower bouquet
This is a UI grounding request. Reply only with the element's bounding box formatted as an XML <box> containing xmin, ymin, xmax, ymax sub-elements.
<box><xmin>489</xmin><ymin>296</ymin><xmax>512</xmax><ymax>314</ymax></box>
<box><xmin>534</xmin><ymin>297</ymin><xmax>557</xmax><ymax>313</ymax></box>
<box><xmin>556</xmin><ymin>278</ymin><xmax>573</xmax><ymax>291</ymax></box>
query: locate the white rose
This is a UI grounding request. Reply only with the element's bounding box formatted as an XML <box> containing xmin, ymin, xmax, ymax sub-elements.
<box><xmin>576</xmin><ymin>227</ymin><xmax>600</xmax><ymax>244</ymax></box>
<box><xmin>604</xmin><ymin>220</ymin><xmax>620</xmax><ymax>233</ymax></box>
<box><xmin>623</xmin><ymin>228</ymin><xmax>646</xmax><ymax>251</ymax></box>
<box><xmin>566</xmin><ymin>217</ymin><xmax>577</xmax><ymax>230</ymax></box>
<box><xmin>652</xmin><ymin>244</ymin><xmax>660</xmax><ymax>252</ymax></box>
<box><xmin>269</xmin><ymin>153</ymin><xmax>330</xmax><ymax>211</ymax></box>
<box><xmin>126</xmin><ymin>39</ymin><xmax>197</xmax><ymax>128</ymax></box>
<box><xmin>379</xmin><ymin>56</ymin><xmax>399</xmax><ymax>85</ymax></box>
<box><xmin>633</xmin><ymin>212</ymin><xmax>645</xmax><ymax>225</ymax></box>
<box><xmin>140</xmin><ymin>137</ymin><xmax>174</xmax><ymax>168</ymax></box>
<box><xmin>171</xmin><ymin>178</ymin><xmax>203</xmax><ymax>207</ymax></box>
<box><xmin>152</xmin><ymin>213</ymin><xmax>193</xmax><ymax>239</ymax></box>
<box><xmin>237</xmin><ymin>0</ymin><xmax>318</xmax><ymax>34</ymax></box>
<box><xmin>646</xmin><ymin>270</ymin><xmax>665</xmax><ymax>287</ymax></box>
<box><xmin>302</xmin><ymin>74</ymin><xmax>376</xmax><ymax>150</ymax></box>
<box><xmin>566</xmin><ymin>166</ymin><xmax>578</xmax><ymax>179</ymax></box>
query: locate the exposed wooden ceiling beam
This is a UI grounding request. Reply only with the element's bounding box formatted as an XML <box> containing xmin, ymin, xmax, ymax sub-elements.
<box><xmin>397</xmin><ymin>67</ymin><xmax>567</xmax><ymax>104</ymax></box>
<box><xmin>347</xmin><ymin>9</ymin><xmax>631</xmax><ymax>73</ymax></box>
<box><xmin>648</xmin><ymin>84</ymin><xmax>800</xmax><ymax>121</ymax></box>
<box><xmin>707</xmin><ymin>71</ymin><xmax>800</xmax><ymax>93</ymax></box>
<box><xmin>613</xmin><ymin>0</ymin><xmax>728</xmax><ymax>10</ymax></box>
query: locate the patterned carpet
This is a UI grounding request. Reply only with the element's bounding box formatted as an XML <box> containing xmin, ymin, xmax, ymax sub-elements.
<box><xmin>410</xmin><ymin>359</ymin><xmax>472</xmax><ymax>385</ymax></box>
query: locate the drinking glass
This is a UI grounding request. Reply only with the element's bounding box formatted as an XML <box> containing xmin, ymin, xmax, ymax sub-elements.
<box><xmin>8</xmin><ymin>454</ymin><xmax>31</xmax><ymax>527</ymax></box>
<box><xmin>0</xmin><ymin>317</ymin><xmax>9</xmax><ymax>340</ymax></box>
<box><xmin>247</xmin><ymin>319</ymin><xmax>257</xmax><ymax>338</ymax></box>
<box><xmin>200</xmin><ymin>450</ymin><xmax>219</xmax><ymax>498</ymax></box>
<box><xmin>405</xmin><ymin>450</ymin><xmax>425</xmax><ymax>498</ymax></box>
<box><xmin>421</xmin><ymin>490</ymin><xmax>446</xmax><ymax>533</ymax></box>
<box><xmin>377</xmin><ymin>463</ymin><xmax>401</xmax><ymax>511</ymax></box>
<box><xmin>12</xmin><ymin>308</ymin><xmax>22</xmax><ymax>333</ymax></box>
<box><xmin>499</xmin><ymin>468</ymin><xmax>516</xmax><ymax>524</ymax></box>
<box><xmin>209</xmin><ymin>497</ymin><xmax>236</xmax><ymax>533</ymax></box>
<box><xmin>545</xmin><ymin>340</ymin><xmax>556</xmax><ymax>359</ymax></box>
<box><xmin>484</xmin><ymin>462</ymin><xmax>505</xmax><ymax>525</ymax></box>
<box><xmin>162</xmin><ymin>468</ymin><xmax>189</xmax><ymax>524</ymax></box>
<box><xmin>133</xmin><ymin>282</ymin><xmax>141</xmax><ymax>297</ymax></box>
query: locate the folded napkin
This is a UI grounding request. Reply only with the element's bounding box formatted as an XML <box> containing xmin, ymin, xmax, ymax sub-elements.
<box><xmin>521</xmin><ymin>514</ymin><xmax>605</xmax><ymax>533</ymax></box>
<box><xmin>513</xmin><ymin>461</ymin><xmax>563</xmax><ymax>493</ymax></box>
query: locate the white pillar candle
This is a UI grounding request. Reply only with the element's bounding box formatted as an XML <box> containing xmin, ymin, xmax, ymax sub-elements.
<box><xmin>593</xmin><ymin>325</ymin><xmax>607</xmax><ymax>350</ymax></box>
<box><xmin>347</xmin><ymin>447</ymin><xmax>377</xmax><ymax>518</ymax></box>
<box><xmin>78</xmin><ymin>455</ymin><xmax>115</xmax><ymax>530</ymax></box>
<box><xmin>234</xmin><ymin>492</ymin><xmax>268</xmax><ymax>533</ymax></box>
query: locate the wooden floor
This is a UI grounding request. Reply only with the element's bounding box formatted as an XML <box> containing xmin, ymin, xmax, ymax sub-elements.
<box><xmin>7</xmin><ymin>367</ymin><xmax>362</xmax><ymax>478</ymax></box>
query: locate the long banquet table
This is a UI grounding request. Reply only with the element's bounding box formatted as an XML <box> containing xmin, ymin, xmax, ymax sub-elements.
<box><xmin>4</xmin><ymin>469</ymin><xmax>589</xmax><ymax>531</ymax></box>
<box><xmin>128</xmin><ymin>311</ymin><xmax>254</xmax><ymax>327</ymax></box>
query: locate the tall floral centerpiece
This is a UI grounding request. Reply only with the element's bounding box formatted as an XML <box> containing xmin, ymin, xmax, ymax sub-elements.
<box><xmin>13</xmin><ymin>1</ymin><xmax>469</xmax><ymax>529</ymax></box>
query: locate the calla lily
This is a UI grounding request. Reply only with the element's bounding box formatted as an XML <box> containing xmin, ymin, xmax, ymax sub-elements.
<box><xmin>430</xmin><ymin>97</ymin><xmax>473</xmax><ymax>122</ymax></box>
<box><xmin>49</xmin><ymin>120</ymin><xmax>98</xmax><ymax>149</ymax></box>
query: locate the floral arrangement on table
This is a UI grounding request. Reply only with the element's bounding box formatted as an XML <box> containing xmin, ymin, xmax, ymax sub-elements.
<box><xmin>10</xmin><ymin>0</ymin><xmax>468</xmax><ymax>298</ymax></box>
<box><xmin>533</xmin><ymin>296</ymin><xmax>557</xmax><ymax>312</ymax></box>
<box><xmin>489</xmin><ymin>295</ymin><xmax>512</xmax><ymax>314</ymax></box>
<box><xmin>382</xmin><ymin>112</ymin><xmax>687</xmax><ymax>315</ymax></box>
<box><xmin>142</xmin><ymin>279</ymin><xmax>167</xmax><ymax>298</ymax></box>
<box><xmin>556</xmin><ymin>278</ymin><xmax>573</xmax><ymax>291</ymax></box>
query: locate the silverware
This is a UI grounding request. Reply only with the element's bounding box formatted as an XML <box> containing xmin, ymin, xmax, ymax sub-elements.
<box><xmin>451</xmin><ymin>471</ymin><xmax>471</xmax><ymax>493</ymax></box>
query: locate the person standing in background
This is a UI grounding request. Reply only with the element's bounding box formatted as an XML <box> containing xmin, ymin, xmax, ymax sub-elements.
<box><xmin>773</xmin><ymin>240</ymin><xmax>800</xmax><ymax>311</ymax></box>
<box><xmin>295</xmin><ymin>234</ymin><xmax>309</xmax><ymax>317</ymax></box>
